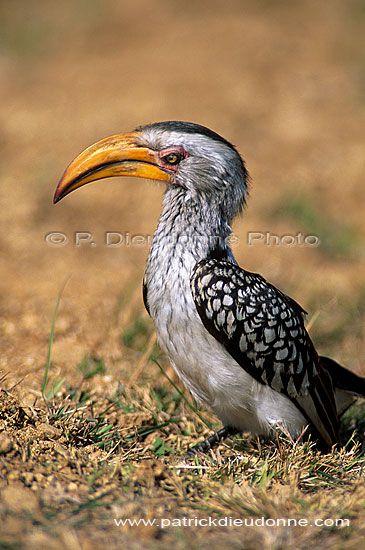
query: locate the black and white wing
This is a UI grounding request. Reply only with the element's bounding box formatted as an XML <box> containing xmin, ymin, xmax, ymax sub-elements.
<box><xmin>191</xmin><ymin>258</ymin><xmax>338</xmax><ymax>447</ymax></box>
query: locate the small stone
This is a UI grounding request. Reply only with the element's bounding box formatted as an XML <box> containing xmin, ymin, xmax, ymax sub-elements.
<box><xmin>0</xmin><ymin>433</ymin><xmax>13</xmax><ymax>454</ymax></box>
<box><xmin>37</xmin><ymin>423</ymin><xmax>62</xmax><ymax>440</ymax></box>
<box><xmin>22</xmin><ymin>472</ymin><xmax>35</xmax><ymax>486</ymax></box>
<box><xmin>8</xmin><ymin>470</ymin><xmax>19</xmax><ymax>482</ymax></box>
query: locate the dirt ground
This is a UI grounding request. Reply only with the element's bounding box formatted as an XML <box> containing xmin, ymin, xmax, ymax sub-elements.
<box><xmin>0</xmin><ymin>1</ymin><xmax>364</xmax><ymax>549</ymax></box>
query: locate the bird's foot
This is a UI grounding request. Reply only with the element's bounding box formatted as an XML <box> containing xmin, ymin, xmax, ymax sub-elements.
<box><xmin>185</xmin><ymin>425</ymin><xmax>238</xmax><ymax>459</ymax></box>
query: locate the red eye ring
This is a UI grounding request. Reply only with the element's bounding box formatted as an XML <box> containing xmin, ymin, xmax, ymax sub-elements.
<box><xmin>159</xmin><ymin>147</ymin><xmax>188</xmax><ymax>169</ymax></box>
<box><xmin>161</xmin><ymin>152</ymin><xmax>182</xmax><ymax>165</ymax></box>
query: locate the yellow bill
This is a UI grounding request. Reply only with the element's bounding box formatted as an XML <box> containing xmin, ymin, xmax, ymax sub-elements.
<box><xmin>53</xmin><ymin>131</ymin><xmax>171</xmax><ymax>203</ymax></box>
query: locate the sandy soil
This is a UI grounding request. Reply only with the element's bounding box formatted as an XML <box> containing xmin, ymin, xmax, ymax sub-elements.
<box><xmin>0</xmin><ymin>1</ymin><xmax>364</xmax><ymax>548</ymax></box>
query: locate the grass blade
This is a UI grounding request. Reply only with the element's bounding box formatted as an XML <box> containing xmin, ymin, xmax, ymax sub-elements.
<box><xmin>152</xmin><ymin>358</ymin><xmax>213</xmax><ymax>431</ymax></box>
<box><xmin>42</xmin><ymin>280</ymin><xmax>68</xmax><ymax>395</ymax></box>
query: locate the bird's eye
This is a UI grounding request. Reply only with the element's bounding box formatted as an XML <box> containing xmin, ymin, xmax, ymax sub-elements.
<box><xmin>162</xmin><ymin>152</ymin><xmax>182</xmax><ymax>165</ymax></box>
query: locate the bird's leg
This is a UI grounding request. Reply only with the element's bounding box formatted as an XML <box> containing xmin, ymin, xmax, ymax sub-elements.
<box><xmin>185</xmin><ymin>425</ymin><xmax>238</xmax><ymax>458</ymax></box>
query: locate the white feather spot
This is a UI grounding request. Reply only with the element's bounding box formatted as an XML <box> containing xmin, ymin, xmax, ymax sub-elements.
<box><xmin>239</xmin><ymin>334</ymin><xmax>247</xmax><ymax>352</ymax></box>
<box><xmin>217</xmin><ymin>310</ymin><xmax>226</xmax><ymax>326</ymax></box>
<box><xmin>255</xmin><ymin>341</ymin><xmax>268</xmax><ymax>352</ymax></box>
<box><xmin>201</xmin><ymin>274</ymin><xmax>212</xmax><ymax>287</ymax></box>
<box><xmin>236</xmin><ymin>309</ymin><xmax>244</xmax><ymax>321</ymax></box>
<box><xmin>264</xmin><ymin>328</ymin><xmax>276</xmax><ymax>343</ymax></box>
<box><xmin>223</xmin><ymin>294</ymin><xmax>233</xmax><ymax>306</ymax></box>
<box><xmin>276</xmin><ymin>347</ymin><xmax>289</xmax><ymax>360</ymax></box>
<box><xmin>226</xmin><ymin>310</ymin><xmax>235</xmax><ymax>325</ymax></box>
<box><xmin>287</xmin><ymin>377</ymin><xmax>297</xmax><ymax>397</ymax></box>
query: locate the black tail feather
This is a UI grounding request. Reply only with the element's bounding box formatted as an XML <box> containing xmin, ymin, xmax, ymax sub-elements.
<box><xmin>319</xmin><ymin>356</ymin><xmax>365</xmax><ymax>397</ymax></box>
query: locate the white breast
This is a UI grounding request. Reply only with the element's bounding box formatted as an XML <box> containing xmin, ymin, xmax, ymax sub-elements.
<box><xmin>145</xmin><ymin>247</ymin><xmax>307</xmax><ymax>439</ymax></box>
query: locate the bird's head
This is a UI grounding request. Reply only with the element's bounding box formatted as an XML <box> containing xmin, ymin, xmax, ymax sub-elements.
<box><xmin>54</xmin><ymin>121</ymin><xmax>249</xmax><ymax>221</ymax></box>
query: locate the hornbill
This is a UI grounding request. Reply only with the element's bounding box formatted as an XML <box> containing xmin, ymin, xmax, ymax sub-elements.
<box><xmin>54</xmin><ymin>121</ymin><xmax>365</xmax><ymax>454</ymax></box>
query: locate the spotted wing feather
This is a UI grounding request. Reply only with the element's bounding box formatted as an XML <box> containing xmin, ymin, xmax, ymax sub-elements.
<box><xmin>191</xmin><ymin>258</ymin><xmax>338</xmax><ymax>447</ymax></box>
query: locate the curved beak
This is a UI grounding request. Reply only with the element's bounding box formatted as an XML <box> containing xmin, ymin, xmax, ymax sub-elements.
<box><xmin>53</xmin><ymin>131</ymin><xmax>171</xmax><ymax>203</ymax></box>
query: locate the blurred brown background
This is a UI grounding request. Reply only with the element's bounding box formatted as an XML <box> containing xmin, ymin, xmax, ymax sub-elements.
<box><xmin>0</xmin><ymin>0</ymin><xmax>364</xmax><ymax>396</ymax></box>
